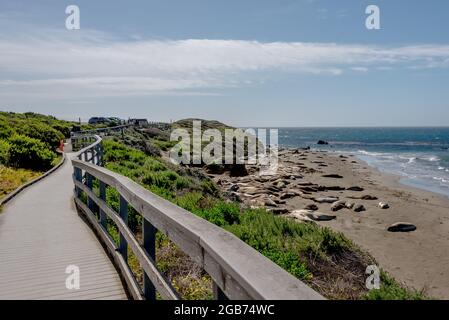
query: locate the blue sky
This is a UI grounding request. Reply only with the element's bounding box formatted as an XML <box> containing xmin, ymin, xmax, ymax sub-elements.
<box><xmin>1</xmin><ymin>0</ymin><xmax>449</xmax><ymax>126</ymax></box>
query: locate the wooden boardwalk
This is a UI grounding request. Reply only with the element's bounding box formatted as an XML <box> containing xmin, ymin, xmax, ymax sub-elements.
<box><xmin>0</xmin><ymin>153</ymin><xmax>127</xmax><ymax>300</ymax></box>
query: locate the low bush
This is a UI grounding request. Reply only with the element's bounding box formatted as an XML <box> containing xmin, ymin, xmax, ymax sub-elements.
<box><xmin>0</xmin><ymin>139</ymin><xmax>10</xmax><ymax>165</ymax></box>
<box><xmin>7</xmin><ymin>134</ymin><xmax>57</xmax><ymax>170</ymax></box>
<box><xmin>364</xmin><ymin>271</ymin><xmax>426</xmax><ymax>300</ymax></box>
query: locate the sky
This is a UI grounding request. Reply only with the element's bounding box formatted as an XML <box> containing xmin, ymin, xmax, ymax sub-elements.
<box><xmin>0</xmin><ymin>0</ymin><xmax>449</xmax><ymax>127</ymax></box>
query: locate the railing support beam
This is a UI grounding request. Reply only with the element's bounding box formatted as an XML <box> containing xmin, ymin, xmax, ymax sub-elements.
<box><xmin>143</xmin><ymin>219</ymin><xmax>157</xmax><ymax>300</ymax></box>
<box><xmin>213</xmin><ymin>282</ymin><xmax>229</xmax><ymax>300</ymax></box>
<box><xmin>86</xmin><ymin>173</ymin><xmax>94</xmax><ymax>212</ymax></box>
<box><xmin>119</xmin><ymin>195</ymin><xmax>128</xmax><ymax>262</ymax></box>
<box><xmin>99</xmin><ymin>181</ymin><xmax>108</xmax><ymax>229</ymax></box>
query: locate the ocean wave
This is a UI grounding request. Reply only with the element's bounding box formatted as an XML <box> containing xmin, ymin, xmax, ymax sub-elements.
<box><xmin>433</xmin><ymin>176</ymin><xmax>449</xmax><ymax>184</ymax></box>
<box><xmin>327</xmin><ymin>141</ymin><xmax>449</xmax><ymax>148</ymax></box>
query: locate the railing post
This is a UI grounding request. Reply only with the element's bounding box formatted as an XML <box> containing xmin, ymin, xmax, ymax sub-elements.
<box><xmin>94</xmin><ymin>145</ymin><xmax>98</xmax><ymax>165</ymax></box>
<box><xmin>74</xmin><ymin>167</ymin><xmax>82</xmax><ymax>198</ymax></box>
<box><xmin>86</xmin><ymin>172</ymin><xmax>94</xmax><ymax>212</ymax></box>
<box><xmin>119</xmin><ymin>195</ymin><xmax>128</xmax><ymax>262</ymax></box>
<box><xmin>99</xmin><ymin>144</ymin><xmax>104</xmax><ymax>167</ymax></box>
<box><xmin>99</xmin><ymin>181</ymin><xmax>108</xmax><ymax>229</ymax></box>
<box><xmin>213</xmin><ymin>282</ymin><xmax>228</xmax><ymax>300</ymax></box>
<box><xmin>143</xmin><ymin>219</ymin><xmax>157</xmax><ymax>300</ymax></box>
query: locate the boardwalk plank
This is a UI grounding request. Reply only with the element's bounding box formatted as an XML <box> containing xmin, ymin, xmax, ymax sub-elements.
<box><xmin>0</xmin><ymin>154</ymin><xmax>127</xmax><ymax>300</ymax></box>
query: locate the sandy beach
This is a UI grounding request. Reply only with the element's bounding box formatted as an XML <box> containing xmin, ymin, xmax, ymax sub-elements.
<box><xmin>210</xmin><ymin>148</ymin><xmax>449</xmax><ymax>299</ymax></box>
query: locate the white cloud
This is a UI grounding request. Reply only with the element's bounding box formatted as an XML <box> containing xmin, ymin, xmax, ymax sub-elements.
<box><xmin>351</xmin><ymin>67</ymin><xmax>368</xmax><ymax>72</ymax></box>
<box><xmin>1</xmin><ymin>27</ymin><xmax>449</xmax><ymax>100</ymax></box>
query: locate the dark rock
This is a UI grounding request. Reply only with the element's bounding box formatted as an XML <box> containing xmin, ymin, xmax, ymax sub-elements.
<box><xmin>317</xmin><ymin>140</ymin><xmax>329</xmax><ymax>145</ymax></box>
<box><xmin>229</xmin><ymin>164</ymin><xmax>248</xmax><ymax>177</ymax></box>
<box><xmin>205</xmin><ymin>163</ymin><xmax>225</xmax><ymax>174</ymax></box>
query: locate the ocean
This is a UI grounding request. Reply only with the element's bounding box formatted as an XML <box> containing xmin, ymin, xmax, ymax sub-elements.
<box><xmin>278</xmin><ymin>127</ymin><xmax>449</xmax><ymax>198</ymax></box>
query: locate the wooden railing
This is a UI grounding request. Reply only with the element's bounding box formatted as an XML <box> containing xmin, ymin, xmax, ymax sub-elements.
<box><xmin>71</xmin><ymin>125</ymin><xmax>131</xmax><ymax>151</ymax></box>
<box><xmin>70</xmin><ymin>134</ymin><xmax>323</xmax><ymax>300</ymax></box>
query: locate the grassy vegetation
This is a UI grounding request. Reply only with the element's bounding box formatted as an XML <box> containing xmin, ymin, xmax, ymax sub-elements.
<box><xmin>0</xmin><ymin>165</ymin><xmax>42</xmax><ymax>199</ymax></box>
<box><xmin>100</xmin><ymin>135</ymin><xmax>425</xmax><ymax>300</ymax></box>
<box><xmin>0</xmin><ymin>111</ymin><xmax>80</xmax><ymax>199</ymax></box>
<box><xmin>364</xmin><ymin>271</ymin><xmax>426</xmax><ymax>300</ymax></box>
<box><xmin>0</xmin><ymin>112</ymin><xmax>76</xmax><ymax>170</ymax></box>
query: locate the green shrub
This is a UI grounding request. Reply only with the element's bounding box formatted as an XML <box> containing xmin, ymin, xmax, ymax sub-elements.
<box><xmin>201</xmin><ymin>179</ymin><xmax>219</xmax><ymax>196</ymax></box>
<box><xmin>152</xmin><ymin>139</ymin><xmax>177</xmax><ymax>151</ymax></box>
<box><xmin>224</xmin><ymin>209</ymin><xmax>355</xmax><ymax>281</ymax></box>
<box><xmin>7</xmin><ymin>134</ymin><xmax>56</xmax><ymax>170</ymax></box>
<box><xmin>175</xmin><ymin>193</ymin><xmax>240</xmax><ymax>227</ymax></box>
<box><xmin>0</xmin><ymin>139</ymin><xmax>10</xmax><ymax>165</ymax></box>
<box><xmin>15</xmin><ymin>121</ymin><xmax>64</xmax><ymax>149</ymax></box>
<box><xmin>364</xmin><ymin>271</ymin><xmax>427</xmax><ymax>300</ymax></box>
<box><xmin>0</xmin><ymin>119</ymin><xmax>13</xmax><ymax>140</ymax></box>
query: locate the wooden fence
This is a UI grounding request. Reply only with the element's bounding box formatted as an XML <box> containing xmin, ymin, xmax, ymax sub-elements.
<box><xmin>70</xmin><ymin>134</ymin><xmax>323</xmax><ymax>300</ymax></box>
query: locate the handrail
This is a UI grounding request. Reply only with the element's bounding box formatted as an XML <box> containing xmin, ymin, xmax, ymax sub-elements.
<box><xmin>70</xmin><ymin>134</ymin><xmax>324</xmax><ymax>300</ymax></box>
<box><xmin>72</xmin><ymin>124</ymin><xmax>132</xmax><ymax>137</ymax></box>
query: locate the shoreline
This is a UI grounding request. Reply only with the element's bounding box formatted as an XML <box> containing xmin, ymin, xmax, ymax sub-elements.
<box><xmin>321</xmin><ymin>148</ymin><xmax>449</xmax><ymax>201</ymax></box>
<box><xmin>210</xmin><ymin>147</ymin><xmax>449</xmax><ymax>299</ymax></box>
